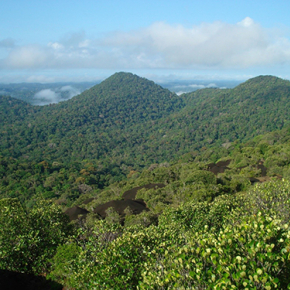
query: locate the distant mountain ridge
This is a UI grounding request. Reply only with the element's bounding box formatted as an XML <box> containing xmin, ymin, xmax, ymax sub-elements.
<box><xmin>173</xmin><ymin>74</ymin><xmax>290</xmax><ymax>145</ymax></box>
<box><xmin>0</xmin><ymin>72</ymin><xmax>185</xmax><ymax>164</ymax></box>
<box><xmin>63</xmin><ymin>72</ymin><xmax>185</xmax><ymax>126</ymax></box>
<box><xmin>1</xmin><ymin>72</ymin><xmax>290</xmax><ymax>174</ymax></box>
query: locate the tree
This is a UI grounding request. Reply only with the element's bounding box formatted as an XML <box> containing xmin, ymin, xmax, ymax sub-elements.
<box><xmin>0</xmin><ymin>198</ymin><xmax>73</xmax><ymax>274</ymax></box>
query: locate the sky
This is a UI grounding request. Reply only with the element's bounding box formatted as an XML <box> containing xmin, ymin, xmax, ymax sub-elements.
<box><xmin>1</xmin><ymin>0</ymin><xmax>290</xmax><ymax>83</ymax></box>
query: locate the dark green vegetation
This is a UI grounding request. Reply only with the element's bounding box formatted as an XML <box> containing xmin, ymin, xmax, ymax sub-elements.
<box><xmin>2</xmin><ymin>73</ymin><xmax>290</xmax><ymax>205</ymax></box>
<box><xmin>1</xmin><ymin>73</ymin><xmax>290</xmax><ymax>289</ymax></box>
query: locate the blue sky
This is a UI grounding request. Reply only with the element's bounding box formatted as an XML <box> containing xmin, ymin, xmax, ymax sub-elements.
<box><xmin>1</xmin><ymin>0</ymin><xmax>290</xmax><ymax>83</ymax></box>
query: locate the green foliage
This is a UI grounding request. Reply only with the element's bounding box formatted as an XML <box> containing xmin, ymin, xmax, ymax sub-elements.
<box><xmin>3</xmin><ymin>73</ymin><xmax>290</xmax><ymax>288</ymax></box>
<box><xmin>2</xmin><ymin>74</ymin><xmax>290</xmax><ymax>205</ymax></box>
<box><xmin>0</xmin><ymin>156</ymin><xmax>116</xmax><ymax>205</ymax></box>
<box><xmin>124</xmin><ymin>210</ymin><xmax>158</xmax><ymax>228</ymax></box>
<box><xmin>184</xmin><ymin>169</ymin><xmax>216</xmax><ymax>185</ymax></box>
<box><xmin>105</xmin><ymin>206</ymin><xmax>121</xmax><ymax>225</ymax></box>
<box><xmin>140</xmin><ymin>213</ymin><xmax>290</xmax><ymax>289</ymax></box>
<box><xmin>246</xmin><ymin>179</ymin><xmax>290</xmax><ymax>224</ymax></box>
<box><xmin>47</xmin><ymin>243</ymin><xmax>82</xmax><ymax>286</ymax></box>
<box><xmin>0</xmin><ymin>198</ymin><xmax>73</xmax><ymax>274</ymax></box>
<box><xmin>49</xmin><ymin>219</ymin><xmax>124</xmax><ymax>289</ymax></box>
<box><xmin>0</xmin><ymin>198</ymin><xmax>30</xmax><ymax>272</ymax></box>
<box><xmin>48</xmin><ymin>179</ymin><xmax>290</xmax><ymax>289</ymax></box>
<box><xmin>159</xmin><ymin>193</ymin><xmax>245</xmax><ymax>232</ymax></box>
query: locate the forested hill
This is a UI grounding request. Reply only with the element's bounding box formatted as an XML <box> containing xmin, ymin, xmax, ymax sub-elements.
<box><xmin>0</xmin><ymin>72</ymin><xmax>185</xmax><ymax>163</ymax></box>
<box><xmin>0</xmin><ymin>95</ymin><xmax>38</xmax><ymax>125</ymax></box>
<box><xmin>3</xmin><ymin>74</ymin><xmax>290</xmax><ymax>289</ymax></box>
<box><xmin>161</xmin><ymin>74</ymin><xmax>290</xmax><ymax>150</ymax></box>
<box><xmin>1</xmin><ymin>73</ymin><xmax>290</xmax><ymax>185</ymax></box>
<box><xmin>58</xmin><ymin>71</ymin><xmax>184</xmax><ymax>126</ymax></box>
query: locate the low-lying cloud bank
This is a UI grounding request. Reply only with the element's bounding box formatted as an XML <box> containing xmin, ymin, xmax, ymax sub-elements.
<box><xmin>174</xmin><ymin>83</ymin><xmax>218</xmax><ymax>95</ymax></box>
<box><xmin>34</xmin><ymin>86</ymin><xmax>80</xmax><ymax>105</ymax></box>
<box><xmin>1</xmin><ymin>17</ymin><xmax>290</xmax><ymax>71</ymax></box>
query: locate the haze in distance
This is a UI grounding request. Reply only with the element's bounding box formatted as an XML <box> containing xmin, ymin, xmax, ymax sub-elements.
<box><xmin>1</xmin><ymin>0</ymin><xmax>290</xmax><ymax>85</ymax></box>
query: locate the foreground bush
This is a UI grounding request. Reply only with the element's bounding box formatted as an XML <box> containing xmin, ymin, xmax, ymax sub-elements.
<box><xmin>0</xmin><ymin>198</ymin><xmax>73</xmax><ymax>274</ymax></box>
<box><xmin>140</xmin><ymin>213</ymin><xmax>290</xmax><ymax>289</ymax></box>
<box><xmin>48</xmin><ymin>180</ymin><xmax>290</xmax><ymax>289</ymax></box>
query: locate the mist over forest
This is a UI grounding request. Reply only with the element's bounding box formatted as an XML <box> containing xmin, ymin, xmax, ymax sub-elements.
<box><xmin>0</xmin><ymin>78</ymin><xmax>242</xmax><ymax>105</ymax></box>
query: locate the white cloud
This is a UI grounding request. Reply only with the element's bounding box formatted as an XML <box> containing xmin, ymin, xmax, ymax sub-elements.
<box><xmin>238</xmin><ymin>17</ymin><xmax>255</xmax><ymax>28</ymax></box>
<box><xmin>60</xmin><ymin>85</ymin><xmax>81</xmax><ymax>98</ymax></box>
<box><xmin>33</xmin><ymin>86</ymin><xmax>81</xmax><ymax>105</ymax></box>
<box><xmin>34</xmin><ymin>89</ymin><xmax>60</xmax><ymax>105</ymax></box>
<box><xmin>5</xmin><ymin>45</ymin><xmax>50</xmax><ymax>68</ymax></box>
<box><xmin>189</xmin><ymin>83</ymin><xmax>217</xmax><ymax>89</ymax></box>
<box><xmin>48</xmin><ymin>42</ymin><xmax>64</xmax><ymax>50</ymax></box>
<box><xmin>1</xmin><ymin>18</ymin><xmax>290</xmax><ymax>71</ymax></box>
<box><xmin>176</xmin><ymin>91</ymin><xmax>186</xmax><ymax>96</ymax></box>
<box><xmin>175</xmin><ymin>83</ymin><xmax>217</xmax><ymax>89</ymax></box>
<box><xmin>175</xmin><ymin>83</ymin><xmax>217</xmax><ymax>95</ymax></box>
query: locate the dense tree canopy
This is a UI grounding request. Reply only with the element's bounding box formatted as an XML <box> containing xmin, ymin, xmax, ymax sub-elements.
<box><xmin>1</xmin><ymin>73</ymin><xmax>290</xmax><ymax>288</ymax></box>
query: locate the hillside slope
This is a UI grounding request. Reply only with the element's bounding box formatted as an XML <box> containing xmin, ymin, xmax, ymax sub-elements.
<box><xmin>0</xmin><ymin>72</ymin><xmax>185</xmax><ymax>164</ymax></box>
<box><xmin>2</xmin><ymin>75</ymin><xmax>290</xmax><ymax>289</ymax></box>
<box><xmin>151</xmin><ymin>75</ymin><xmax>290</xmax><ymax>155</ymax></box>
<box><xmin>1</xmin><ymin>73</ymin><xmax>290</xmax><ymax>179</ymax></box>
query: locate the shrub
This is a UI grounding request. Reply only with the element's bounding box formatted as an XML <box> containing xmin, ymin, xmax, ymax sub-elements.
<box><xmin>0</xmin><ymin>198</ymin><xmax>73</xmax><ymax>274</ymax></box>
<box><xmin>140</xmin><ymin>213</ymin><xmax>290</xmax><ymax>289</ymax></box>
